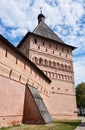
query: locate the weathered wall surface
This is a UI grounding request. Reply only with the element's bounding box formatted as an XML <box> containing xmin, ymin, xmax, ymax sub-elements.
<box><xmin>0</xmin><ymin>76</ymin><xmax>25</xmax><ymax>127</ymax></box>
<box><xmin>0</xmin><ymin>38</ymin><xmax>50</xmax><ymax>127</ymax></box>
<box><xmin>0</xmin><ymin>39</ymin><xmax>50</xmax><ymax>97</ymax></box>
<box><xmin>18</xmin><ymin>35</ymin><xmax>77</xmax><ymax>119</ymax></box>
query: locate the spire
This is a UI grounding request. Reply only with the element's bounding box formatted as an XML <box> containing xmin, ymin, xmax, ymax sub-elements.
<box><xmin>37</xmin><ymin>7</ymin><xmax>45</xmax><ymax>24</ymax></box>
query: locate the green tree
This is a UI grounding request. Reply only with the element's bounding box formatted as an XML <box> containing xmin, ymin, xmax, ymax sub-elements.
<box><xmin>76</xmin><ymin>82</ymin><xmax>85</xmax><ymax>108</ymax></box>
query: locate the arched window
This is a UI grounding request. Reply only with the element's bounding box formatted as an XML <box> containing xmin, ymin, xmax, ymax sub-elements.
<box><xmin>49</xmin><ymin>60</ymin><xmax>52</xmax><ymax>67</ymax></box>
<box><xmin>32</xmin><ymin>57</ymin><xmax>35</xmax><ymax>62</ymax></box>
<box><xmin>57</xmin><ymin>73</ymin><xmax>61</xmax><ymax>79</ymax></box>
<box><xmin>32</xmin><ymin>57</ymin><xmax>38</xmax><ymax>63</ymax></box>
<box><xmin>35</xmin><ymin>57</ymin><xmax>38</xmax><ymax>63</ymax></box>
<box><xmin>61</xmin><ymin>64</ymin><xmax>64</xmax><ymax>70</ymax></box>
<box><xmin>68</xmin><ymin>66</ymin><xmax>71</xmax><ymax>72</ymax></box>
<box><xmin>53</xmin><ymin>61</ymin><xmax>56</xmax><ymax>68</ymax></box>
<box><xmin>65</xmin><ymin>64</ymin><xmax>68</xmax><ymax>71</ymax></box>
<box><xmin>39</xmin><ymin>58</ymin><xmax>43</xmax><ymax>64</ymax></box>
<box><xmin>34</xmin><ymin>39</ymin><xmax>37</xmax><ymax>43</ymax></box>
<box><xmin>61</xmin><ymin>74</ymin><xmax>64</xmax><ymax>80</ymax></box>
<box><xmin>38</xmin><ymin>45</ymin><xmax>40</xmax><ymax>49</ymax></box>
<box><xmin>45</xmin><ymin>59</ymin><xmax>48</xmax><ymax>66</ymax></box>
<box><xmin>57</xmin><ymin>62</ymin><xmax>60</xmax><ymax>69</ymax></box>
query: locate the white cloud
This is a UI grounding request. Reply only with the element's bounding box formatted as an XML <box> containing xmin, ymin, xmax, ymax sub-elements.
<box><xmin>0</xmin><ymin>0</ymin><xmax>85</xmax><ymax>85</ymax></box>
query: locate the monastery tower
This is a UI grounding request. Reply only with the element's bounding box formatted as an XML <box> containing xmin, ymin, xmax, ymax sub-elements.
<box><xmin>17</xmin><ymin>13</ymin><xmax>77</xmax><ymax>119</ymax></box>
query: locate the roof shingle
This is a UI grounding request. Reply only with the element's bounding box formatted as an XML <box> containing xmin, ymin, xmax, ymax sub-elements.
<box><xmin>33</xmin><ymin>22</ymin><xmax>65</xmax><ymax>44</ymax></box>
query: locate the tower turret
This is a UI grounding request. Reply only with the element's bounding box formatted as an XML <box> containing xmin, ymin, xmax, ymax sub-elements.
<box><xmin>37</xmin><ymin>13</ymin><xmax>45</xmax><ymax>24</ymax></box>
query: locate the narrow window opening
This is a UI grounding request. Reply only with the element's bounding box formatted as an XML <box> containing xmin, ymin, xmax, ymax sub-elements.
<box><xmin>38</xmin><ymin>45</ymin><xmax>40</xmax><ymax>49</ymax></box>
<box><xmin>34</xmin><ymin>39</ymin><xmax>37</xmax><ymax>43</ymax></box>
<box><xmin>46</xmin><ymin>48</ymin><xmax>47</xmax><ymax>52</ymax></box>
<box><xmin>66</xmin><ymin>54</ymin><xmax>68</xmax><ymax>58</ymax></box>
<box><xmin>43</xmin><ymin>41</ymin><xmax>45</xmax><ymax>45</ymax></box>
<box><xmin>5</xmin><ymin>49</ymin><xmax>7</xmax><ymax>57</ymax></box>
<box><xmin>59</xmin><ymin>52</ymin><xmax>61</xmax><ymax>56</ymax></box>
<box><xmin>58</xmin><ymin>88</ymin><xmax>60</xmax><ymax>90</ymax></box>
<box><xmin>66</xmin><ymin>89</ymin><xmax>68</xmax><ymax>91</ymax></box>
<box><xmin>16</xmin><ymin>58</ymin><xmax>18</xmax><ymax>64</ymax></box>
<box><xmin>24</xmin><ymin>63</ymin><xmax>26</xmax><ymax>69</ymax></box>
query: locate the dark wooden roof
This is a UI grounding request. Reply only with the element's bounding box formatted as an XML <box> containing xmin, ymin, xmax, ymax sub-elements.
<box><xmin>0</xmin><ymin>34</ymin><xmax>51</xmax><ymax>83</ymax></box>
<box><xmin>33</xmin><ymin>22</ymin><xmax>65</xmax><ymax>44</ymax></box>
<box><xmin>17</xmin><ymin>31</ymin><xmax>76</xmax><ymax>50</ymax></box>
<box><xmin>17</xmin><ymin>13</ymin><xmax>76</xmax><ymax>50</ymax></box>
<box><xmin>27</xmin><ymin>84</ymin><xmax>53</xmax><ymax>124</ymax></box>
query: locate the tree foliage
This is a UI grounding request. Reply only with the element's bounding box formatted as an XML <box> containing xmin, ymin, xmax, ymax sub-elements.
<box><xmin>76</xmin><ymin>82</ymin><xmax>85</xmax><ymax>108</ymax></box>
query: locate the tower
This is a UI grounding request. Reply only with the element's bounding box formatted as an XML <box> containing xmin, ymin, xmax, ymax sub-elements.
<box><xmin>17</xmin><ymin>12</ymin><xmax>77</xmax><ymax>120</ymax></box>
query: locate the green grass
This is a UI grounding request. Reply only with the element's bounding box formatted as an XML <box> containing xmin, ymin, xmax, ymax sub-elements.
<box><xmin>0</xmin><ymin>120</ymin><xmax>81</xmax><ymax>130</ymax></box>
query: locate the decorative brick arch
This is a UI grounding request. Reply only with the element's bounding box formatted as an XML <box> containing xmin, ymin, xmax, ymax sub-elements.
<box><xmin>45</xmin><ymin>59</ymin><xmax>48</xmax><ymax>66</ymax></box>
<box><xmin>68</xmin><ymin>65</ymin><xmax>71</xmax><ymax>72</ymax></box>
<box><xmin>57</xmin><ymin>62</ymin><xmax>60</xmax><ymax>69</ymax></box>
<box><xmin>35</xmin><ymin>57</ymin><xmax>38</xmax><ymax>63</ymax></box>
<box><xmin>39</xmin><ymin>57</ymin><xmax>43</xmax><ymax>64</ymax></box>
<box><xmin>61</xmin><ymin>63</ymin><xmax>64</xmax><ymax>70</ymax></box>
<box><xmin>53</xmin><ymin>61</ymin><xmax>56</xmax><ymax>68</ymax></box>
<box><xmin>32</xmin><ymin>57</ymin><xmax>38</xmax><ymax>64</ymax></box>
<box><xmin>57</xmin><ymin>73</ymin><xmax>61</xmax><ymax>79</ymax></box>
<box><xmin>65</xmin><ymin>64</ymin><xmax>68</xmax><ymax>71</ymax></box>
<box><xmin>49</xmin><ymin>60</ymin><xmax>52</xmax><ymax>67</ymax></box>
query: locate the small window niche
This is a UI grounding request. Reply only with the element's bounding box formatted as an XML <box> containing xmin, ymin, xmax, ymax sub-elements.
<box><xmin>5</xmin><ymin>49</ymin><xmax>7</xmax><ymax>57</ymax></box>
<box><xmin>34</xmin><ymin>39</ymin><xmax>37</xmax><ymax>43</ymax></box>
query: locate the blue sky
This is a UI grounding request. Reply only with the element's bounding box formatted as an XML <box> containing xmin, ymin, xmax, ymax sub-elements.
<box><xmin>0</xmin><ymin>0</ymin><xmax>85</xmax><ymax>86</ymax></box>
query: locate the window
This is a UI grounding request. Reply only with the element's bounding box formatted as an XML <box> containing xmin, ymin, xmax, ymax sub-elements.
<box><xmin>34</xmin><ymin>39</ymin><xmax>37</xmax><ymax>43</ymax></box>
<box><xmin>5</xmin><ymin>49</ymin><xmax>7</xmax><ymax>57</ymax></box>
<box><xmin>49</xmin><ymin>60</ymin><xmax>52</xmax><ymax>67</ymax></box>
<box><xmin>58</xmin><ymin>88</ymin><xmax>60</xmax><ymax>90</ymax></box>
<box><xmin>66</xmin><ymin>54</ymin><xmax>68</xmax><ymax>58</ymax></box>
<box><xmin>52</xmin><ymin>87</ymin><xmax>54</xmax><ymax>90</ymax></box>
<box><xmin>61</xmin><ymin>64</ymin><xmax>64</xmax><ymax>70</ymax></box>
<box><xmin>48</xmin><ymin>72</ymin><xmax>51</xmax><ymax>78</ymax></box>
<box><xmin>57</xmin><ymin>62</ymin><xmax>60</xmax><ymax>69</ymax></box>
<box><xmin>58</xmin><ymin>74</ymin><xmax>61</xmax><ymax>79</ymax></box>
<box><xmin>53</xmin><ymin>61</ymin><xmax>56</xmax><ymax>68</ymax></box>
<box><xmin>16</xmin><ymin>58</ymin><xmax>18</xmax><ymax>64</ymax></box>
<box><xmin>61</xmin><ymin>75</ymin><xmax>64</xmax><ymax>80</ymax></box>
<box><xmin>45</xmin><ymin>59</ymin><xmax>48</xmax><ymax>66</ymax></box>
<box><xmin>66</xmin><ymin>89</ymin><xmax>68</xmax><ymax>91</ymax></box>
<box><xmin>46</xmin><ymin>48</ymin><xmax>47</xmax><ymax>52</ymax></box>
<box><xmin>65</xmin><ymin>65</ymin><xmax>68</xmax><ymax>71</ymax></box>
<box><xmin>53</xmin><ymin>50</ymin><xmax>54</xmax><ymax>54</ymax></box>
<box><xmin>59</xmin><ymin>52</ymin><xmax>61</xmax><ymax>56</ymax></box>
<box><xmin>39</xmin><ymin>58</ymin><xmax>43</xmax><ymax>64</ymax></box>
<box><xmin>68</xmin><ymin>66</ymin><xmax>71</xmax><ymax>72</ymax></box>
<box><xmin>24</xmin><ymin>63</ymin><xmax>26</xmax><ymax>69</ymax></box>
<box><xmin>43</xmin><ymin>41</ymin><xmax>45</xmax><ymax>46</ymax></box>
<box><xmin>35</xmin><ymin>57</ymin><xmax>38</xmax><ymax>63</ymax></box>
<box><xmin>38</xmin><ymin>45</ymin><xmax>40</xmax><ymax>49</ymax></box>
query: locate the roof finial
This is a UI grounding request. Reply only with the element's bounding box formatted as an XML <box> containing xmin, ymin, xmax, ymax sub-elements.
<box><xmin>40</xmin><ymin>7</ymin><xmax>42</xmax><ymax>14</ymax></box>
<box><xmin>38</xmin><ymin>8</ymin><xmax>45</xmax><ymax>24</ymax></box>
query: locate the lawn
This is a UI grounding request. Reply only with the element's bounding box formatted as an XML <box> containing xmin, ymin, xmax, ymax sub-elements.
<box><xmin>0</xmin><ymin>120</ymin><xmax>81</xmax><ymax>130</ymax></box>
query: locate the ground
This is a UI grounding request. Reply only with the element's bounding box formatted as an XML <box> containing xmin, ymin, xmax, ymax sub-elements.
<box><xmin>0</xmin><ymin>120</ymin><xmax>81</xmax><ymax>130</ymax></box>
